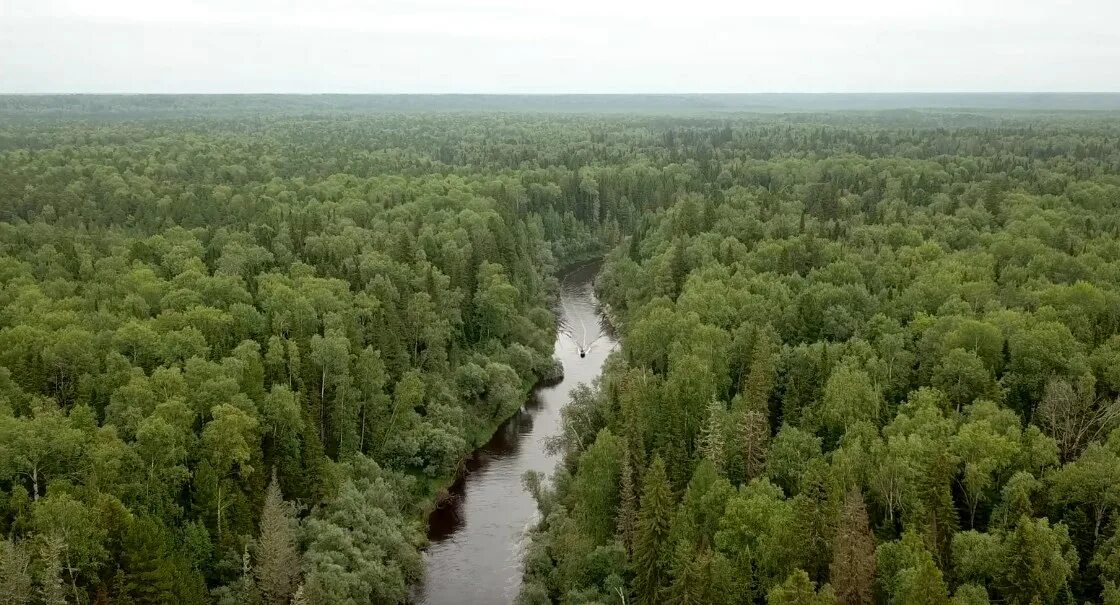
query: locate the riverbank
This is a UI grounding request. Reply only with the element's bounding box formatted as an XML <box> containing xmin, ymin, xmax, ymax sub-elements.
<box><xmin>412</xmin><ymin>371</ymin><xmax>544</xmax><ymax>518</ymax></box>
<box><xmin>411</xmin><ymin>259</ymin><xmax>598</xmax><ymax>520</ymax></box>
<box><xmin>415</xmin><ymin>261</ymin><xmax>616</xmax><ymax>604</ymax></box>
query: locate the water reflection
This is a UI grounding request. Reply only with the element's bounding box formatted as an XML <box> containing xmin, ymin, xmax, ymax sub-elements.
<box><xmin>416</xmin><ymin>262</ymin><xmax>615</xmax><ymax>604</ymax></box>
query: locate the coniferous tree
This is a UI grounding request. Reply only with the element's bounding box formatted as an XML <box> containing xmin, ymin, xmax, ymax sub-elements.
<box><xmin>215</xmin><ymin>546</ymin><xmax>260</xmax><ymax>605</ymax></box>
<box><xmin>830</xmin><ymin>490</ymin><xmax>876</xmax><ymax>605</ymax></box>
<box><xmin>619</xmin><ymin>371</ymin><xmax>649</xmax><ymax>476</ymax></box>
<box><xmin>120</xmin><ymin>519</ymin><xmax>178</xmax><ymax>605</ymax></box>
<box><xmin>634</xmin><ymin>456</ymin><xmax>675</xmax><ymax>605</ymax></box>
<box><xmin>1000</xmin><ymin>516</ymin><xmax>1078</xmax><ymax>605</ymax></box>
<box><xmin>743</xmin><ymin>326</ymin><xmax>777</xmax><ymax>414</ymax></box>
<box><xmin>571</xmin><ymin>429</ymin><xmax>625</xmax><ymax>544</ymax></box>
<box><xmin>731</xmin><ymin>408</ymin><xmax>770</xmax><ymax>485</ymax></box>
<box><xmin>617</xmin><ymin>443</ymin><xmax>639</xmax><ymax>556</ymax></box>
<box><xmin>120</xmin><ymin>517</ymin><xmax>208</xmax><ymax>605</ymax></box>
<box><xmin>699</xmin><ymin>399</ymin><xmax>727</xmax><ymax>472</ymax></box>
<box><xmin>917</xmin><ymin>450</ymin><xmax>960</xmax><ymax>567</ymax></box>
<box><xmin>668</xmin><ymin>238</ymin><xmax>688</xmax><ymax>299</ymax></box>
<box><xmin>795</xmin><ymin>462</ymin><xmax>838</xmax><ymax>583</ymax></box>
<box><xmin>666</xmin><ymin>541</ymin><xmax>709</xmax><ymax>605</ymax></box>
<box><xmin>254</xmin><ymin>471</ymin><xmax>302</xmax><ymax>605</ymax></box>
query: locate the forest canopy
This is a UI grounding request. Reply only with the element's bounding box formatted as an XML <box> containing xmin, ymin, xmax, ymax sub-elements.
<box><xmin>1</xmin><ymin>97</ymin><xmax>1120</xmax><ymax>604</ymax></box>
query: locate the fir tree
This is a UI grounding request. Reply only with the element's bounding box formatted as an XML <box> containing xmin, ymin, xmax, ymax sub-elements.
<box><xmin>917</xmin><ymin>450</ymin><xmax>960</xmax><ymax>568</ymax></box>
<box><xmin>893</xmin><ymin>557</ymin><xmax>950</xmax><ymax>605</ymax></box>
<box><xmin>669</xmin><ymin>237</ymin><xmax>688</xmax><ymax>299</ymax></box>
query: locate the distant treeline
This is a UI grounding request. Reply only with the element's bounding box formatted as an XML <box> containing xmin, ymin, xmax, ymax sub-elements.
<box><xmin>2</xmin><ymin>93</ymin><xmax>1120</xmax><ymax>118</ymax></box>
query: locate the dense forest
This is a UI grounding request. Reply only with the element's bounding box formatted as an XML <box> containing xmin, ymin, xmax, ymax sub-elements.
<box><xmin>0</xmin><ymin>98</ymin><xmax>1119</xmax><ymax>605</ymax></box>
<box><xmin>0</xmin><ymin>109</ymin><xmax>615</xmax><ymax>604</ymax></box>
<box><xmin>518</xmin><ymin>113</ymin><xmax>1120</xmax><ymax>605</ymax></box>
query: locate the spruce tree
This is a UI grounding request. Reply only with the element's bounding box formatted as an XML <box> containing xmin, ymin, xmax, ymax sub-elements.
<box><xmin>666</xmin><ymin>541</ymin><xmax>708</xmax><ymax>605</ymax></box>
<box><xmin>830</xmin><ymin>490</ymin><xmax>876</xmax><ymax>605</ymax></box>
<box><xmin>214</xmin><ymin>545</ymin><xmax>260</xmax><ymax>605</ymax></box>
<box><xmin>620</xmin><ymin>373</ymin><xmax>648</xmax><ymax>478</ymax></box>
<box><xmin>917</xmin><ymin>450</ymin><xmax>960</xmax><ymax>567</ymax></box>
<box><xmin>255</xmin><ymin>471</ymin><xmax>302</xmax><ymax>605</ymax></box>
<box><xmin>743</xmin><ymin>326</ymin><xmax>777</xmax><ymax>414</ymax></box>
<box><xmin>794</xmin><ymin>462</ymin><xmax>838</xmax><ymax>583</ymax></box>
<box><xmin>669</xmin><ymin>237</ymin><xmax>688</xmax><ymax>299</ymax></box>
<box><xmin>634</xmin><ymin>456</ymin><xmax>675</xmax><ymax>605</ymax></box>
<box><xmin>617</xmin><ymin>443</ymin><xmax>639</xmax><ymax>556</ymax></box>
<box><xmin>699</xmin><ymin>399</ymin><xmax>727</xmax><ymax>473</ymax></box>
<box><xmin>120</xmin><ymin>518</ymin><xmax>190</xmax><ymax>605</ymax></box>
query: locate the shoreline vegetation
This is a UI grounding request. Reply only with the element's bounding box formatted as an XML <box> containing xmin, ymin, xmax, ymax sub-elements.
<box><xmin>418</xmin><ymin>372</ymin><xmax>545</xmax><ymax>518</ymax></box>
<box><xmin>416</xmin><ymin>253</ymin><xmax>602</xmax><ymax>596</ymax></box>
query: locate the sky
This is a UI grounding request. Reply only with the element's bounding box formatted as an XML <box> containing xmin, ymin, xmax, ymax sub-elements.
<box><xmin>1</xmin><ymin>0</ymin><xmax>1118</xmax><ymax>94</ymax></box>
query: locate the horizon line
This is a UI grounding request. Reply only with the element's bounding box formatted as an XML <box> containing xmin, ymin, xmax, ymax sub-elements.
<box><xmin>4</xmin><ymin>91</ymin><xmax>1120</xmax><ymax>96</ymax></box>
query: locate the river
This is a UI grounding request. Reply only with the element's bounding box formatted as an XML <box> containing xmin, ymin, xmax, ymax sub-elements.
<box><xmin>415</xmin><ymin>262</ymin><xmax>616</xmax><ymax>605</ymax></box>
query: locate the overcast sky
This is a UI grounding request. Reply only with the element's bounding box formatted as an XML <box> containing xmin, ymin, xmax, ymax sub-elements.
<box><xmin>2</xmin><ymin>0</ymin><xmax>1118</xmax><ymax>93</ymax></box>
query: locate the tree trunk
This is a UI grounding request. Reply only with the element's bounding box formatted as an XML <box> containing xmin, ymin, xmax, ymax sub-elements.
<box><xmin>319</xmin><ymin>368</ymin><xmax>327</xmax><ymax>443</ymax></box>
<box><xmin>216</xmin><ymin>484</ymin><xmax>223</xmax><ymax>538</ymax></box>
<box><xmin>359</xmin><ymin>404</ymin><xmax>366</xmax><ymax>453</ymax></box>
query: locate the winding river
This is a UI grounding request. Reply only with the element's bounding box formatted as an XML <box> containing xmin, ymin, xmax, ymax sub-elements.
<box><xmin>416</xmin><ymin>262</ymin><xmax>616</xmax><ymax>605</ymax></box>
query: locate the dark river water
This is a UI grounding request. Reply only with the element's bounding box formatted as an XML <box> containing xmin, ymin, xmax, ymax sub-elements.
<box><xmin>415</xmin><ymin>262</ymin><xmax>616</xmax><ymax>605</ymax></box>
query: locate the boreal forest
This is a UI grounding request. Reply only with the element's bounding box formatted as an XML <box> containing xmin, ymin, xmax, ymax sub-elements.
<box><xmin>1</xmin><ymin>96</ymin><xmax>1120</xmax><ymax>605</ymax></box>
